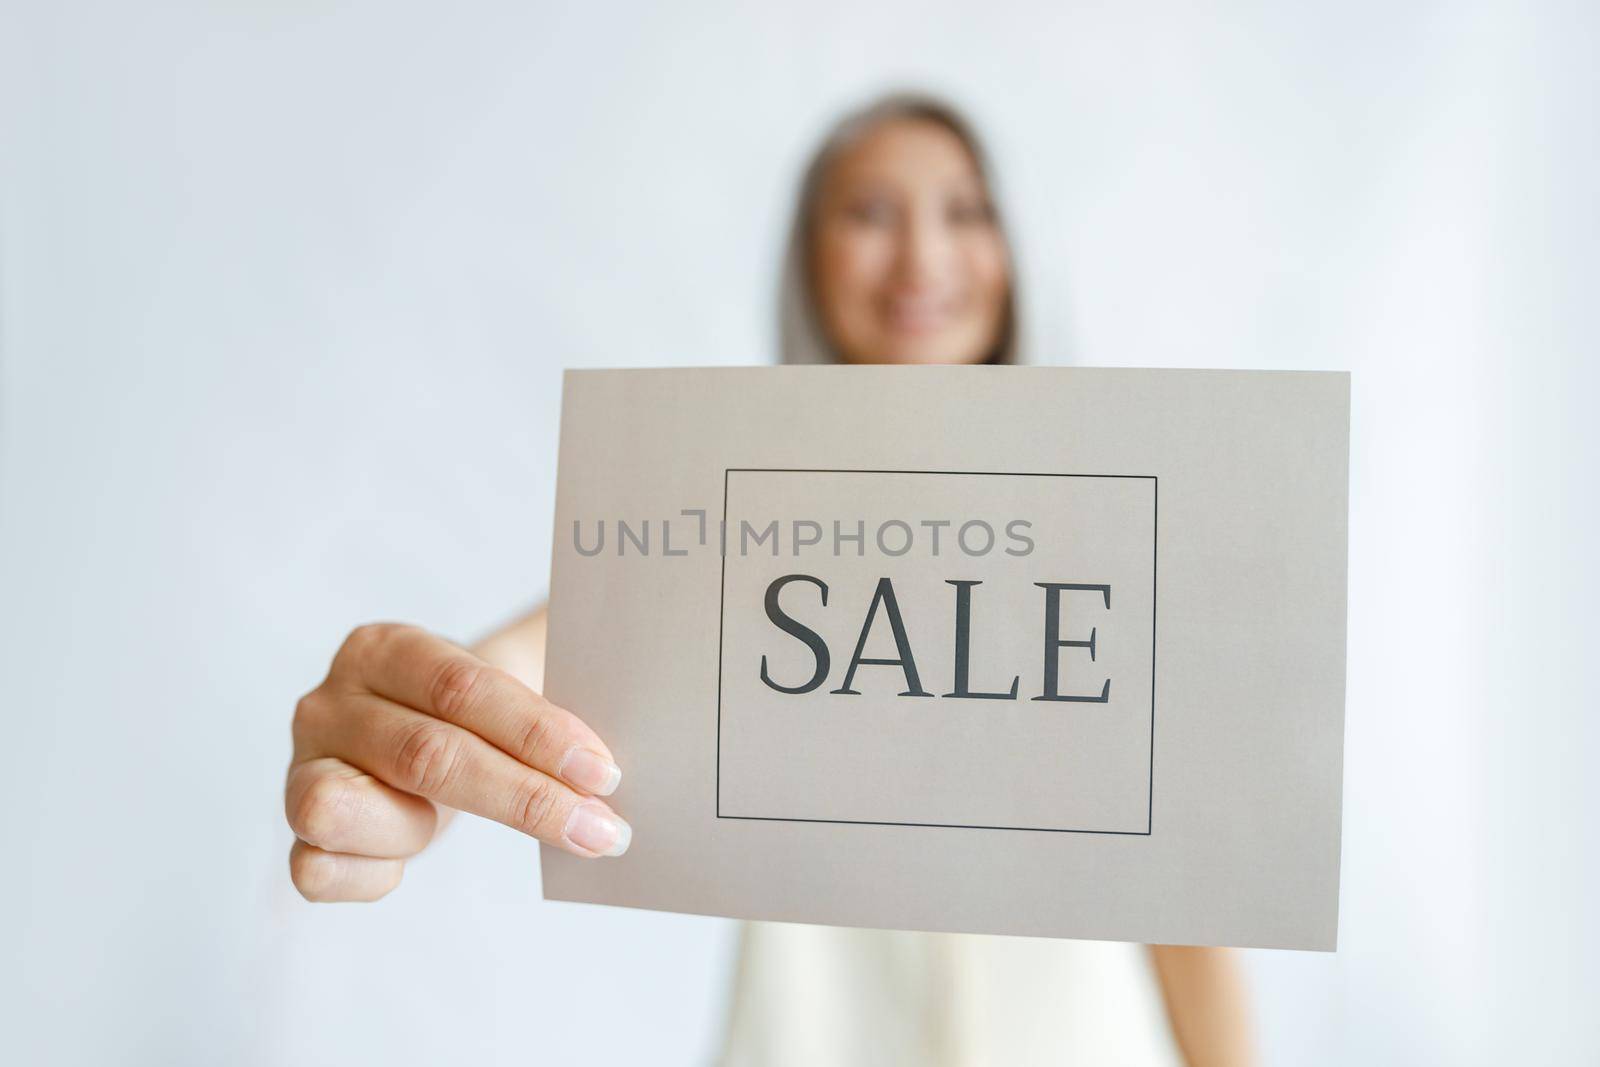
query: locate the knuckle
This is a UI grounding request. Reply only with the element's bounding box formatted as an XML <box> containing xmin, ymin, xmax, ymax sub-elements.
<box><xmin>427</xmin><ymin>657</ymin><xmax>486</xmax><ymax>720</ymax></box>
<box><xmin>338</xmin><ymin>622</ymin><xmax>408</xmax><ymax>668</ymax></box>
<box><xmin>391</xmin><ymin>719</ymin><xmax>462</xmax><ymax>797</ymax></box>
<box><xmin>289</xmin><ymin>773</ymin><xmax>350</xmax><ymax>847</ymax></box>
<box><xmin>291</xmin><ymin>689</ymin><xmax>328</xmax><ymax>747</ymax></box>
<box><xmin>512</xmin><ymin>702</ymin><xmax>556</xmax><ymax>764</ymax></box>
<box><xmin>343</xmin><ymin>622</ymin><xmax>385</xmax><ymax>657</ymax></box>
<box><xmin>290</xmin><ymin>845</ymin><xmax>338</xmax><ymax>902</ymax></box>
<box><xmin>508</xmin><ymin>775</ymin><xmax>561</xmax><ymax>837</ymax></box>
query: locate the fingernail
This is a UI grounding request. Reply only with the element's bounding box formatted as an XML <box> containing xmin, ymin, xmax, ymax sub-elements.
<box><xmin>564</xmin><ymin>802</ymin><xmax>632</xmax><ymax>857</ymax></box>
<box><xmin>558</xmin><ymin>746</ymin><xmax>622</xmax><ymax>796</ymax></box>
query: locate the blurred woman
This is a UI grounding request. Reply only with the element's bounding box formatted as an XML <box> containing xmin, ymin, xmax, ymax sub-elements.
<box><xmin>284</xmin><ymin>93</ymin><xmax>1254</xmax><ymax>1067</ymax></box>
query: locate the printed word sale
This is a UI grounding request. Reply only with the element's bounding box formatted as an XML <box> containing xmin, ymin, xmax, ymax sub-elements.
<box><xmin>758</xmin><ymin>574</ymin><xmax>1112</xmax><ymax>703</ymax></box>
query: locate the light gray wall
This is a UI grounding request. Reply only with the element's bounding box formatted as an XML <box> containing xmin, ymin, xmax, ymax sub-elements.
<box><xmin>2</xmin><ymin>2</ymin><xmax>1595</xmax><ymax>1064</ymax></box>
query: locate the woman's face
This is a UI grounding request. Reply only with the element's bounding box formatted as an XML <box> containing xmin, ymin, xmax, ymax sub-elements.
<box><xmin>809</xmin><ymin>117</ymin><xmax>1011</xmax><ymax>365</ymax></box>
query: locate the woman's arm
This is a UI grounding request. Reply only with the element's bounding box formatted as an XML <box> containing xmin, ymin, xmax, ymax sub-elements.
<box><xmin>1148</xmin><ymin>945</ymin><xmax>1256</xmax><ymax>1067</ymax></box>
<box><xmin>472</xmin><ymin>604</ymin><xmax>548</xmax><ymax>689</ymax></box>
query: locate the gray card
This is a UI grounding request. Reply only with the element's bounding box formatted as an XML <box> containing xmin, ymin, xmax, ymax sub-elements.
<box><xmin>540</xmin><ymin>366</ymin><xmax>1348</xmax><ymax>950</ymax></box>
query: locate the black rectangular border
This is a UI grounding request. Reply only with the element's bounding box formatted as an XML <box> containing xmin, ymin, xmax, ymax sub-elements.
<box><xmin>715</xmin><ymin>468</ymin><xmax>1158</xmax><ymax>836</ymax></box>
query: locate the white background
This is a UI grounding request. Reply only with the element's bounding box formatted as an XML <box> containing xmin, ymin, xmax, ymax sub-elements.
<box><xmin>2</xmin><ymin>2</ymin><xmax>1595</xmax><ymax>1064</ymax></box>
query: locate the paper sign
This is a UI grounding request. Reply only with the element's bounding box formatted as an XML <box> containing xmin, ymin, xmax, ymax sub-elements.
<box><xmin>541</xmin><ymin>366</ymin><xmax>1348</xmax><ymax>950</ymax></box>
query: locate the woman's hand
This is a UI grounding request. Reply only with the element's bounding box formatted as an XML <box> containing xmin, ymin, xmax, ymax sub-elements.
<box><xmin>285</xmin><ymin>622</ymin><xmax>628</xmax><ymax>902</ymax></box>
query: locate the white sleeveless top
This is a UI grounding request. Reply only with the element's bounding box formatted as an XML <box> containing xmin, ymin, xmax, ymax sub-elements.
<box><xmin>715</xmin><ymin>923</ymin><xmax>1183</xmax><ymax>1066</ymax></box>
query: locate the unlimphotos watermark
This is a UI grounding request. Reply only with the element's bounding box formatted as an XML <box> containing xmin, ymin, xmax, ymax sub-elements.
<box><xmin>573</xmin><ymin>509</ymin><xmax>1035</xmax><ymax>558</ymax></box>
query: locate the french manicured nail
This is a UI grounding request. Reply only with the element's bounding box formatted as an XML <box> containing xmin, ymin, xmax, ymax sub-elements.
<box><xmin>558</xmin><ymin>746</ymin><xmax>622</xmax><ymax>796</ymax></box>
<box><xmin>564</xmin><ymin>802</ymin><xmax>632</xmax><ymax>857</ymax></box>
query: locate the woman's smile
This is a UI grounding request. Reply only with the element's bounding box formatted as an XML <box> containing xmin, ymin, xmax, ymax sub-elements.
<box><xmin>879</xmin><ymin>290</ymin><xmax>962</xmax><ymax>334</ymax></box>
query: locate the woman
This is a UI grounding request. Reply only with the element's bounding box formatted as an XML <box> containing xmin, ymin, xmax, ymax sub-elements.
<box><xmin>285</xmin><ymin>93</ymin><xmax>1254</xmax><ymax>1066</ymax></box>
